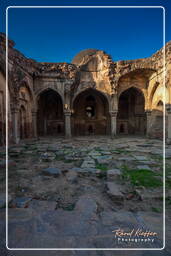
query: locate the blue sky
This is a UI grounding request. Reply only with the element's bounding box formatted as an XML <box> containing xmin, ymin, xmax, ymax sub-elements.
<box><xmin>0</xmin><ymin>0</ymin><xmax>170</xmax><ymax>63</ymax></box>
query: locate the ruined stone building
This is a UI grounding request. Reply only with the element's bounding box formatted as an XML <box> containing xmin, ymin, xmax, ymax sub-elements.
<box><xmin>0</xmin><ymin>32</ymin><xmax>171</xmax><ymax>145</ymax></box>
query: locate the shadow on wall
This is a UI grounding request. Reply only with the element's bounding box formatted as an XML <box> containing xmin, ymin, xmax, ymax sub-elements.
<box><xmin>117</xmin><ymin>87</ymin><xmax>146</xmax><ymax>135</ymax></box>
<box><xmin>72</xmin><ymin>88</ymin><xmax>110</xmax><ymax>136</ymax></box>
<box><xmin>149</xmin><ymin>108</ymin><xmax>164</xmax><ymax>139</ymax></box>
<box><xmin>37</xmin><ymin>89</ymin><xmax>64</xmax><ymax>136</ymax></box>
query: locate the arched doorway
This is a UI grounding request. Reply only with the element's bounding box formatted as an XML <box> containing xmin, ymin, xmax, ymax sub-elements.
<box><xmin>19</xmin><ymin>105</ymin><xmax>27</xmax><ymax>139</ymax></box>
<box><xmin>37</xmin><ymin>89</ymin><xmax>64</xmax><ymax>136</ymax></box>
<box><xmin>117</xmin><ymin>87</ymin><xmax>146</xmax><ymax>135</ymax></box>
<box><xmin>72</xmin><ymin>88</ymin><xmax>110</xmax><ymax>135</ymax></box>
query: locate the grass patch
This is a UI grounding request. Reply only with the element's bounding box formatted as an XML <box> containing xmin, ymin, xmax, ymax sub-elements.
<box><xmin>96</xmin><ymin>170</ymin><xmax>107</xmax><ymax>179</ymax></box>
<box><xmin>95</xmin><ymin>160</ymin><xmax>108</xmax><ymax>178</ymax></box>
<box><xmin>113</xmin><ymin>149</ymin><xmax>130</xmax><ymax>154</ymax></box>
<box><xmin>151</xmin><ymin>207</ymin><xmax>162</xmax><ymax>213</ymax></box>
<box><xmin>96</xmin><ymin>163</ymin><xmax>108</xmax><ymax>171</ymax></box>
<box><xmin>166</xmin><ymin>179</ymin><xmax>171</xmax><ymax>189</ymax></box>
<box><xmin>62</xmin><ymin>203</ymin><xmax>75</xmax><ymax>211</ymax></box>
<box><xmin>122</xmin><ymin>167</ymin><xmax>162</xmax><ymax>188</ymax></box>
<box><xmin>55</xmin><ymin>155</ymin><xmax>65</xmax><ymax>161</ymax></box>
<box><xmin>94</xmin><ymin>147</ymin><xmax>103</xmax><ymax>152</ymax></box>
<box><xmin>166</xmin><ymin>166</ymin><xmax>171</xmax><ymax>188</ymax></box>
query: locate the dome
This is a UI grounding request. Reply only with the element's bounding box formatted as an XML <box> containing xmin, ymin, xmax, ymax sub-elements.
<box><xmin>72</xmin><ymin>49</ymin><xmax>99</xmax><ymax>65</ymax></box>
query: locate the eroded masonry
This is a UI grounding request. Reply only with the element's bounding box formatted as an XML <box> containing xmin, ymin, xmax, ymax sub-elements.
<box><xmin>0</xmin><ymin>32</ymin><xmax>171</xmax><ymax>145</ymax></box>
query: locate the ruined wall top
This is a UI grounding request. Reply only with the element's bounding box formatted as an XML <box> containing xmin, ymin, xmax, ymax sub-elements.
<box><xmin>116</xmin><ymin>41</ymin><xmax>171</xmax><ymax>72</ymax></box>
<box><xmin>35</xmin><ymin>62</ymin><xmax>78</xmax><ymax>80</ymax></box>
<box><xmin>0</xmin><ymin>32</ymin><xmax>171</xmax><ymax>85</ymax></box>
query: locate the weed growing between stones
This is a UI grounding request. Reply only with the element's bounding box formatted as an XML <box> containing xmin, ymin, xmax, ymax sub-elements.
<box><xmin>62</xmin><ymin>203</ymin><xmax>75</xmax><ymax>211</ymax></box>
<box><xmin>151</xmin><ymin>207</ymin><xmax>162</xmax><ymax>213</ymax></box>
<box><xmin>95</xmin><ymin>163</ymin><xmax>108</xmax><ymax>171</ymax></box>
<box><xmin>55</xmin><ymin>155</ymin><xmax>65</xmax><ymax>161</ymax></box>
<box><xmin>122</xmin><ymin>167</ymin><xmax>162</xmax><ymax>188</ymax></box>
<box><xmin>114</xmin><ymin>149</ymin><xmax>130</xmax><ymax>154</ymax></box>
<box><xmin>94</xmin><ymin>147</ymin><xmax>103</xmax><ymax>152</ymax></box>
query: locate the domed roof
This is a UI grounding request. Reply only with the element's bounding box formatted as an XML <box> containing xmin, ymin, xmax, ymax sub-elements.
<box><xmin>72</xmin><ymin>49</ymin><xmax>99</xmax><ymax>65</ymax></box>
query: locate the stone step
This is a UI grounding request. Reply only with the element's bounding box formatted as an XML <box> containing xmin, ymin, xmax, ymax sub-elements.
<box><xmin>107</xmin><ymin>169</ymin><xmax>122</xmax><ymax>181</ymax></box>
<box><xmin>106</xmin><ymin>182</ymin><xmax>124</xmax><ymax>201</ymax></box>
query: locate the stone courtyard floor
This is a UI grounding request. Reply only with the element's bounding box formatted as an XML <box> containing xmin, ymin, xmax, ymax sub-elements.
<box><xmin>0</xmin><ymin>136</ymin><xmax>171</xmax><ymax>255</ymax></box>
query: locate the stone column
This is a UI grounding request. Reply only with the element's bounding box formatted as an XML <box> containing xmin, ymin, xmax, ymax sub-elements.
<box><xmin>11</xmin><ymin>108</ymin><xmax>19</xmax><ymax>144</ymax></box>
<box><xmin>32</xmin><ymin>111</ymin><xmax>37</xmax><ymax>138</ymax></box>
<box><xmin>64</xmin><ymin>110</ymin><xmax>71</xmax><ymax>138</ymax></box>
<box><xmin>166</xmin><ymin>105</ymin><xmax>171</xmax><ymax>143</ymax></box>
<box><xmin>146</xmin><ymin>110</ymin><xmax>152</xmax><ymax>137</ymax></box>
<box><xmin>110</xmin><ymin>111</ymin><xmax>118</xmax><ymax>138</ymax></box>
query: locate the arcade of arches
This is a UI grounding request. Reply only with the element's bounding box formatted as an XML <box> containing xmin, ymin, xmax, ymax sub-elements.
<box><xmin>0</xmin><ymin>33</ymin><xmax>171</xmax><ymax>145</ymax></box>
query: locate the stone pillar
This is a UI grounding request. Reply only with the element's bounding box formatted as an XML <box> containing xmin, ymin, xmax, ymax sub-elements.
<box><xmin>32</xmin><ymin>111</ymin><xmax>37</xmax><ymax>138</ymax></box>
<box><xmin>64</xmin><ymin>110</ymin><xmax>71</xmax><ymax>138</ymax></box>
<box><xmin>11</xmin><ymin>108</ymin><xmax>19</xmax><ymax>144</ymax></box>
<box><xmin>146</xmin><ymin>110</ymin><xmax>152</xmax><ymax>137</ymax></box>
<box><xmin>110</xmin><ymin>111</ymin><xmax>118</xmax><ymax>138</ymax></box>
<box><xmin>166</xmin><ymin>105</ymin><xmax>171</xmax><ymax>143</ymax></box>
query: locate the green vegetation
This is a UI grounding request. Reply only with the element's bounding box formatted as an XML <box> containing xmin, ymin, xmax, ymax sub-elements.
<box><xmin>95</xmin><ymin>163</ymin><xmax>108</xmax><ymax>171</ymax></box>
<box><xmin>122</xmin><ymin>167</ymin><xmax>162</xmax><ymax>188</ymax></box>
<box><xmin>94</xmin><ymin>147</ymin><xmax>103</xmax><ymax>152</ymax></box>
<box><xmin>95</xmin><ymin>163</ymin><xmax>108</xmax><ymax>178</ymax></box>
<box><xmin>151</xmin><ymin>207</ymin><xmax>162</xmax><ymax>213</ymax></box>
<box><xmin>63</xmin><ymin>203</ymin><xmax>75</xmax><ymax>211</ymax></box>
<box><xmin>96</xmin><ymin>171</ymin><xmax>106</xmax><ymax>179</ymax></box>
<box><xmin>112</xmin><ymin>149</ymin><xmax>130</xmax><ymax>154</ymax></box>
<box><xmin>165</xmin><ymin>165</ymin><xmax>171</xmax><ymax>188</ymax></box>
<box><xmin>166</xmin><ymin>179</ymin><xmax>171</xmax><ymax>189</ymax></box>
<box><xmin>55</xmin><ymin>155</ymin><xmax>65</xmax><ymax>161</ymax></box>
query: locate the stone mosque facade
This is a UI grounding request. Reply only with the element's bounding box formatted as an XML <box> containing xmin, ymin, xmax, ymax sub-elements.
<box><xmin>0</xmin><ymin>32</ymin><xmax>171</xmax><ymax>145</ymax></box>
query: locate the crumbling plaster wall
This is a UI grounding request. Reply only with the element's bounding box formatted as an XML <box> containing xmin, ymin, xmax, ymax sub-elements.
<box><xmin>0</xmin><ymin>31</ymin><xmax>171</xmax><ymax>143</ymax></box>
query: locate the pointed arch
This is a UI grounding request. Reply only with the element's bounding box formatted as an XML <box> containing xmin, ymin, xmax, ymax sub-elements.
<box><xmin>37</xmin><ymin>88</ymin><xmax>64</xmax><ymax>136</ymax></box>
<box><xmin>72</xmin><ymin>88</ymin><xmax>110</xmax><ymax>135</ymax></box>
<box><xmin>149</xmin><ymin>81</ymin><xmax>160</xmax><ymax>109</ymax></box>
<box><xmin>117</xmin><ymin>87</ymin><xmax>146</xmax><ymax>135</ymax></box>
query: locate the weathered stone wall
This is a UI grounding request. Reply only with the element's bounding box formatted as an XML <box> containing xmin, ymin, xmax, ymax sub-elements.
<box><xmin>0</xmin><ymin>32</ymin><xmax>171</xmax><ymax>144</ymax></box>
<box><xmin>0</xmin><ymin>72</ymin><xmax>6</xmax><ymax>144</ymax></box>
